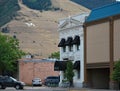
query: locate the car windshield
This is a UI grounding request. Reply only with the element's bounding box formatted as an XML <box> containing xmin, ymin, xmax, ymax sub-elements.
<box><xmin>10</xmin><ymin>77</ymin><xmax>17</xmax><ymax>81</ymax></box>
<box><xmin>47</xmin><ymin>76</ymin><xmax>59</xmax><ymax>79</ymax></box>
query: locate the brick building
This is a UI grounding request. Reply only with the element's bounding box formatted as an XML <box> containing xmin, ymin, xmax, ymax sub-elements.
<box><xmin>19</xmin><ymin>59</ymin><xmax>59</xmax><ymax>85</ymax></box>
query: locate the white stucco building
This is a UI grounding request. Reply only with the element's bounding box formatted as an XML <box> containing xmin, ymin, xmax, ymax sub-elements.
<box><xmin>55</xmin><ymin>12</ymin><xmax>89</xmax><ymax>87</ymax></box>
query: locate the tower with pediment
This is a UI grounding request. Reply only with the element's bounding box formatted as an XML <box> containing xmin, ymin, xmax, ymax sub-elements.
<box><xmin>56</xmin><ymin>12</ymin><xmax>89</xmax><ymax>87</ymax></box>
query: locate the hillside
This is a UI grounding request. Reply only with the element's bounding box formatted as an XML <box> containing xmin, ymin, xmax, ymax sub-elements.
<box><xmin>22</xmin><ymin>0</ymin><xmax>59</xmax><ymax>11</ymax></box>
<box><xmin>0</xmin><ymin>0</ymin><xmax>20</xmax><ymax>27</ymax></box>
<box><xmin>1</xmin><ymin>0</ymin><xmax>90</xmax><ymax>58</ymax></box>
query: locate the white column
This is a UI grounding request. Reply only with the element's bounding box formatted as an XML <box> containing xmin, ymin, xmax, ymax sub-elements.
<box><xmin>60</xmin><ymin>47</ymin><xmax>62</xmax><ymax>59</ymax></box>
<box><xmin>59</xmin><ymin>47</ymin><xmax>64</xmax><ymax>85</ymax></box>
<box><xmin>73</xmin><ymin>45</ymin><xmax>76</xmax><ymax>52</ymax></box>
<box><xmin>66</xmin><ymin>46</ymin><xmax>69</xmax><ymax>53</ymax></box>
<box><xmin>80</xmin><ymin>36</ymin><xmax>84</xmax><ymax>83</ymax></box>
<box><xmin>60</xmin><ymin>71</ymin><xmax>64</xmax><ymax>82</ymax></box>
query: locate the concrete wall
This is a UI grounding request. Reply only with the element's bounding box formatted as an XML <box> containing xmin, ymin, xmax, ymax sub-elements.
<box><xmin>86</xmin><ymin>18</ymin><xmax>120</xmax><ymax>63</ymax></box>
<box><xmin>114</xmin><ymin>18</ymin><xmax>120</xmax><ymax>61</ymax></box>
<box><xmin>86</xmin><ymin>22</ymin><xmax>110</xmax><ymax>63</ymax></box>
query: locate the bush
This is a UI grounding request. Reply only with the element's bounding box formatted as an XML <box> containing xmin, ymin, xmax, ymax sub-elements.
<box><xmin>112</xmin><ymin>59</ymin><xmax>120</xmax><ymax>82</ymax></box>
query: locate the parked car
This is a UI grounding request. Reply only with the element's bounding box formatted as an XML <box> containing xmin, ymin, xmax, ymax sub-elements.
<box><xmin>44</xmin><ymin>76</ymin><xmax>60</xmax><ymax>86</ymax></box>
<box><xmin>0</xmin><ymin>76</ymin><xmax>25</xmax><ymax>89</ymax></box>
<box><xmin>32</xmin><ymin>78</ymin><xmax>42</xmax><ymax>86</ymax></box>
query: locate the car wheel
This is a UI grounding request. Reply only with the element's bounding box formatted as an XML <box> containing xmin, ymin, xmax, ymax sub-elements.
<box><xmin>2</xmin><ymin>87</ymin><xmax>6</xmax><ymax>89</ymax></box>
<box><xmin>15</xmin><ymin>84</ymin><xmax>20</xmax><ymax>90</ymax></box>
<box><xmin>0</xmin><ymin>84</ymin><xmax>2</xmax><ymax>89</ymax></box>
<box><xmin>0</xmin><ymin>84</ymin><xmax>6</xmax><ymax>89</ymax></box>
<box><xmin>20</xmin><ymin>86</ymin><xmax>23</xmax><ymax>89</ymax></box>
<box><xmin>40</xmin><ymin>84</ymin><xmax>42</xmax><ymax>86</ymax></box>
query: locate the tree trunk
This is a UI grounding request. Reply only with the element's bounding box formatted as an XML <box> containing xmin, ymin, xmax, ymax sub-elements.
<box><xmin>70</xmin><ymin>80</ymin><xmax>74</xmax><ymax>87</ymax></box>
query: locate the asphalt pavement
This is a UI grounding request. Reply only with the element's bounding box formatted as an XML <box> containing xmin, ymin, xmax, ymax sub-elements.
<box><xmin>1</xmin><ymin>86</ymin><xmax>119</xmax><ymax>91</ymax></box>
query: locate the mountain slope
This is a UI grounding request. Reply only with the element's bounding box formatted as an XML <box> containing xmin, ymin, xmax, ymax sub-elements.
<box><xmin>22</xmin><ymin>0</ymin><xmax>53</xmax><ymax>11</ymax></box>
<box><xmin>0</xmin><ymin>0</ymin><xmax>20</xmax><ymax>27</ymax></box>
<box><xmin>1</xmin><ymin>0</ymin><xmax>90</xmax><ymax>58</ymax></box>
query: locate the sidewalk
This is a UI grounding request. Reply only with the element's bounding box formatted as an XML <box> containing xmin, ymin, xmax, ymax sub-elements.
<box><xmin>68</xmin><ymin>87</ymin><xmax>119</xmax><ymax>91</ymax></box>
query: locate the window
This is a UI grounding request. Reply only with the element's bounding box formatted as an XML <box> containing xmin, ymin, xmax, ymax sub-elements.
<box><xmin>6</xmin><ymin>77</ymin><xmax>13</xmax><ymax>82</ymax></box>
<box><xmin>78</xmin><ymin>70</ymin><xmax>80</xmax><ymax>79</ymax></box>
<box><xmin>69</xmin><ymin>45</ymin><xmax>73</xmax><ymax>52</ymax></box>
<box><xmin>62</xmin><ymin>46</ymin><xmax>66</xmax><ymax>52</ymax></box>
<box><xmin>72</xmin><ymin>35</ymin><xmax>80</xmax><ymax>51</ymax></box>
<box><xmin>76</xmin><ymin>44</ymin><xmax>80</xmax><ymax>51</ymax></box>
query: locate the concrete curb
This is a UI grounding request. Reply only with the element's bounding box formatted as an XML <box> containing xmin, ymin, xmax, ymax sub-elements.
<box><xmin>68</xmin><ymin>88</ymin><xmax>118</xmax><ymax>91</ymax></box>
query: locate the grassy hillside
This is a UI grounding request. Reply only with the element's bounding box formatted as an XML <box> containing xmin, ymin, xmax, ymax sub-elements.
<box><xmin>71</xmin><ymin>0</ymin><xmax>116</xmax><ymax>9</ymax></box>
<box><xmin>0</xmin><ymin>0</ymin><xmax>116</xmax><ymax>27</ymax></box>
<box><xmin>1</xmin><ymin>0</ymin><xmax>89</xmax><ymax>58</ymax></box>
<box><xmin>0</xmin><ymin>0</ymin><xmax>20</xmax><ymax>27</ymax></box>
<box><xmin>22</xmin><ymin>0</ymin><xmax>59</xmax><ymax>11</ymax></box>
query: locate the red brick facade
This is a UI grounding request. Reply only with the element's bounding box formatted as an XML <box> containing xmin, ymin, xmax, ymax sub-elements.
<box><xmin>19</xmin><ymin>59</ymin><xmax>59</xmax><ymax>85</ymax></box>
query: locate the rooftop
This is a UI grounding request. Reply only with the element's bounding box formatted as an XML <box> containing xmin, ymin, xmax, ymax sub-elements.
<box><xmin>86</xmin><ymin>2</ymin><xmax>120</xmax><ymax>22</ymax></box>
<box><xmin>71</xmin><ymin>0</ymin><xmax>116</xmax><ymax>9</ymax></box>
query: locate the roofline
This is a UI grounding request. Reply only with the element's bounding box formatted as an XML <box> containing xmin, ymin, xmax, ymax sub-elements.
<box><xmin>84</xmin><ymin>14</ymin><xmax>120</xmax><ymax>27</ymax></box>
<box><xmin>58</xmin><ymin>12</ymin><xmax>90</xmax><ymax>22</ymax></box>
<box><xmin>85</xmin><ymin>2</ymin><xmax>120</xmax><ymax>23</ymax></box>
<box><xmin>91</xmin><ymin>2</ymin><xmax>119</xmax><ymax>12</ymax></box>
<box><xmin>58</xmin><ymin>24</ymin><xmax>83</xmax><ymax>32</ymax></box>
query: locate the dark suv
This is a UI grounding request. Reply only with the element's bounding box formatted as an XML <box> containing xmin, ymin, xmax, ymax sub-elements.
<box><xmin>44</xmin><ymin>76</ymin><xmax>60</xmax><ymax>86</ymax></box>
<box><xmin>0</xmin><ymin>76</ymin><xmax>25</xmax><ymax>89</ymax></box>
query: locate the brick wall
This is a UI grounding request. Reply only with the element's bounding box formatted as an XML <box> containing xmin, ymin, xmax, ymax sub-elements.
<box><xmin>19</xmin><ymin>59</ymin><xmax>59</xmax><ymax>85</ymax></box>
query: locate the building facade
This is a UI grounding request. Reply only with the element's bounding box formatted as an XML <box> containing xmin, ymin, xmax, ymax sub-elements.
<box><xmin>84</xmin><ymin>2</ymin><xmax>120</xmax><ymax>89</ymax></box>
<box><xmin>19</xmin><ymin>59</ymin><xmax>59</xmax><ymax>85</ymax></box>
<box><xmin>55</xmin><ymin>13</ymin><xmax>89</xmax><ymax>87</ymax></box>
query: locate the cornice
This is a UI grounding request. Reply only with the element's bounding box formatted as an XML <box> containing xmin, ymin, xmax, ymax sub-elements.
<box><xmin>58</xmin><ymin>24</ymin><xmax>83</xmax><ymax>32</ymax></box>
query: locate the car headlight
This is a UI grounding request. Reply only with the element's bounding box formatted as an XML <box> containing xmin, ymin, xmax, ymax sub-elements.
<box><xmin>21</xmin><ymin>82</ymin><xmax>25</xmax><ymax>85</ymax></box>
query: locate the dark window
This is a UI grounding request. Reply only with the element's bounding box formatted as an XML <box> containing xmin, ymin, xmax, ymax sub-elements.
<box><xmin>5</xmin><ymin>77</ymin><xmax>12</xmax><ymax>82</ymax></box>
<box><xmin>73</xmin><ymin>61</ymin><xmax>80</xmax><ymax>70</ymax></box>
<box><xmin>54</xmin><ymin>61</ymin><xmax>67</xmax><ymax>71</ymax></box>
<box><xmin>63</xmin><ymin>46</ymin><xmax>66</xmax><ymax>52</ymax></box>
<box><xmin>69</xmin><ymin>45</ymin><xmax>73</xmax><ymax>52</ymax></box>
<box><xmin>78</xmin><ymin>70</ymin><xmax>80</xmax><ymax>79</ymax></box>
<box><xmin>76</xmin><ymin>44</ymin><xmax>80</xmax><ymax>51</ymax></box>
